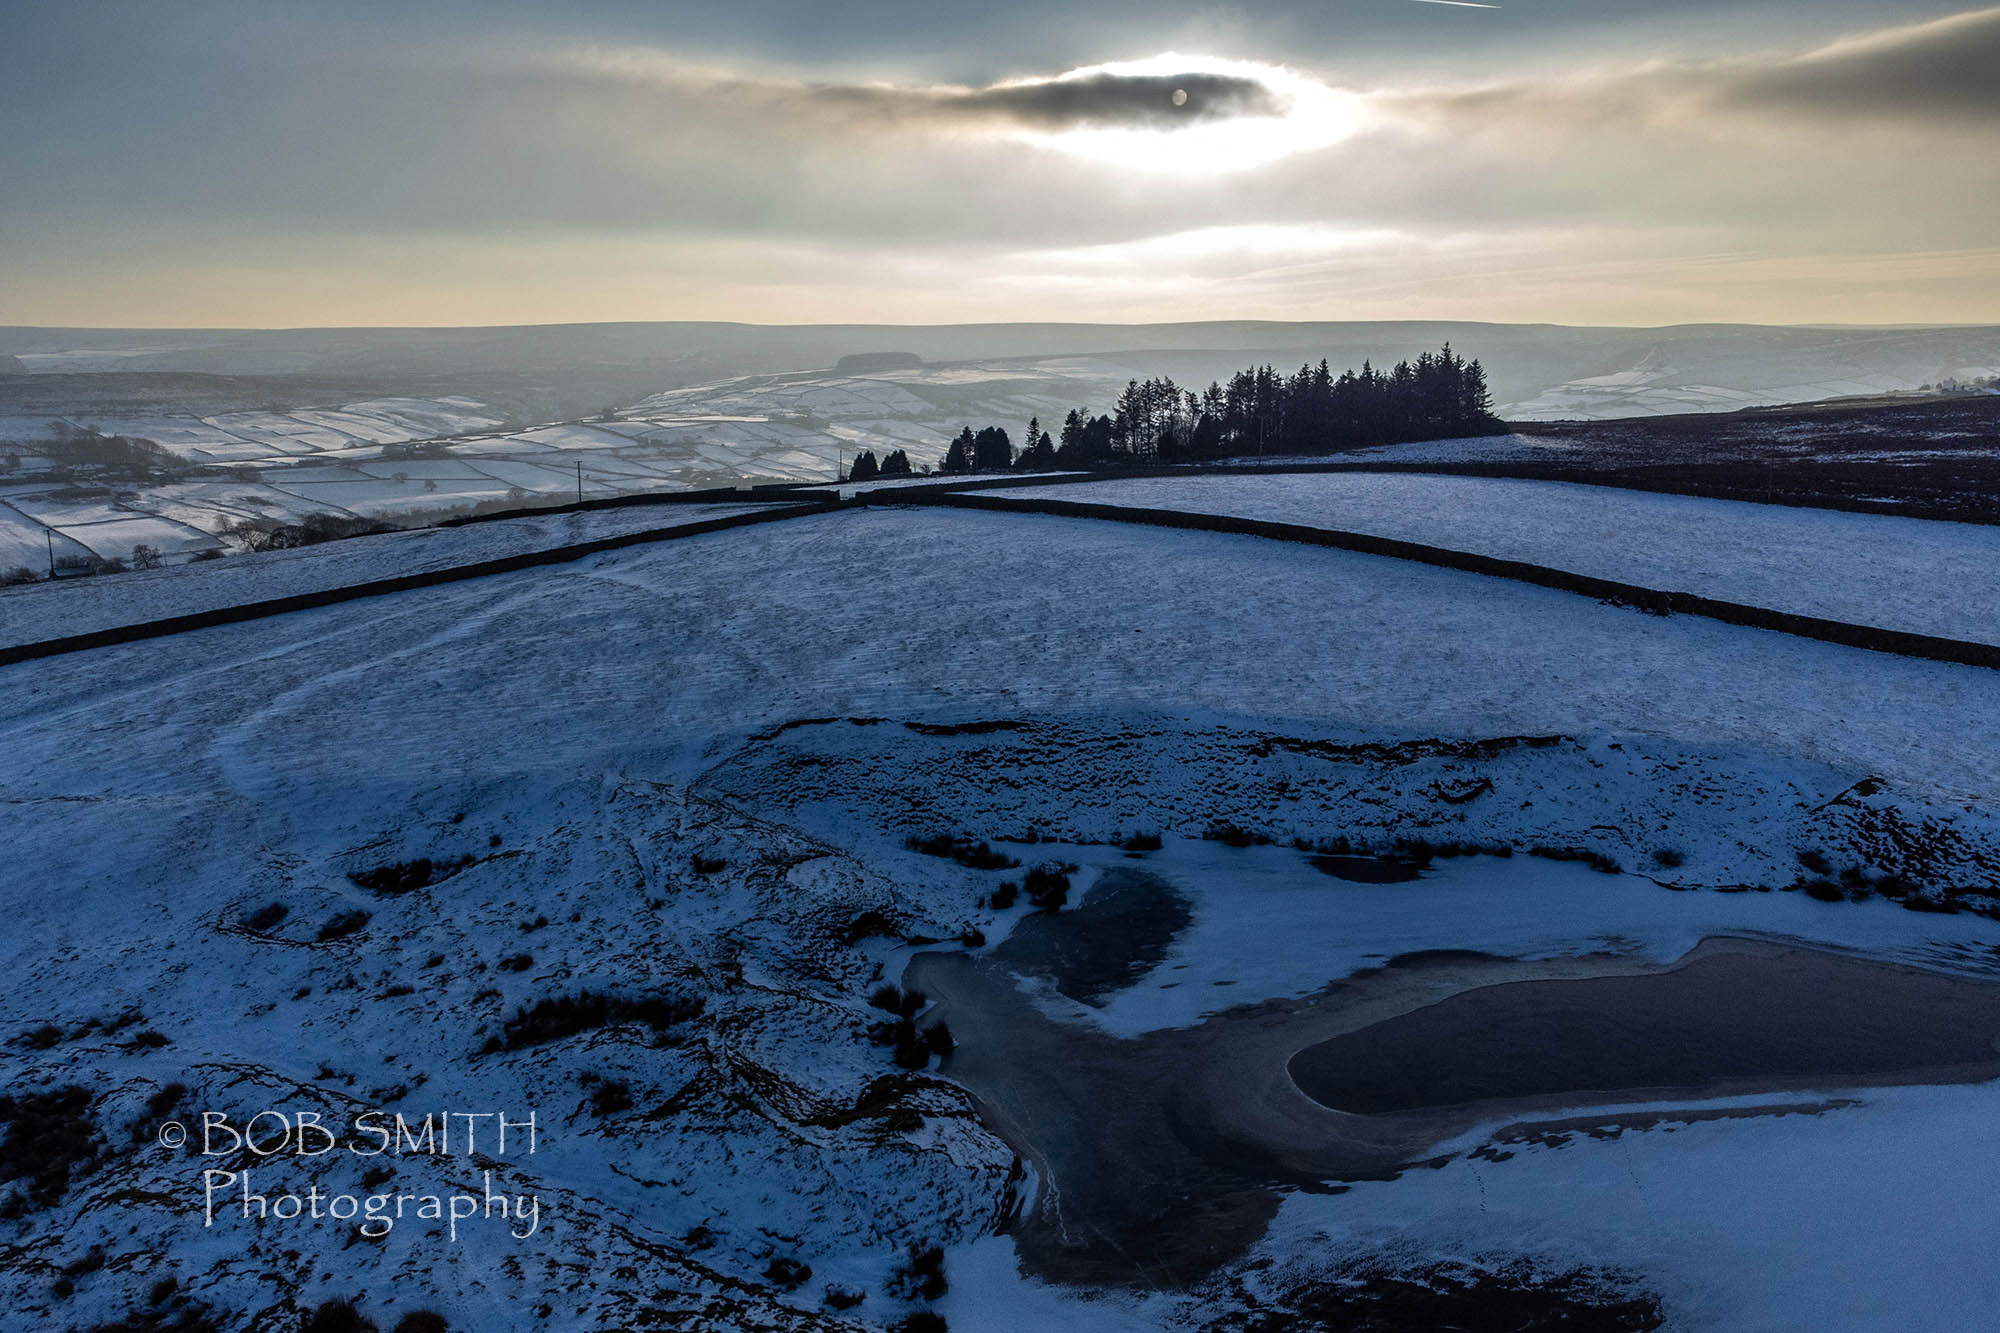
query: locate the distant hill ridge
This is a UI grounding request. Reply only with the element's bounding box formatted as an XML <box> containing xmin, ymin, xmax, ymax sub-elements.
<box><xmin>2</xmin><ymin>320</ymin><xmax>1997</xmax><ymax>421</ymax></box>
<box><xmin>834</xmin><ymin>352</ymin><xmax>924</xmax><ymax>373</ymax></box>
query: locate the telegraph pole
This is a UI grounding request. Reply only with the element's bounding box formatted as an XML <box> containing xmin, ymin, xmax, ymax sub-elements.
<box><xmin>576</xmin><ymin>461</ymin><xmax>583</xmax><ymax>505</ymax></box>
<box><xmin>46</xmin><ymin>528</ymin><xmax>55</xmax><ymax>579</ymax></box>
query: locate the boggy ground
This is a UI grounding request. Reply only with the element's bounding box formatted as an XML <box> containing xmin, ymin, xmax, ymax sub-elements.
<box><xmin>907</xmin><ymin>868</ymin><xmax>2000</xmax><ymax>1289</ymax></box>
<box><xmin>1500</xmin><ymin>393</ymin><xmax>2000</xmax><ymax>521</ymax></box>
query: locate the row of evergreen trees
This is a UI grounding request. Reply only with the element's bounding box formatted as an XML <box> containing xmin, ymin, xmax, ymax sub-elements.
<box><xmin>941</xmin><ymin>426</ymin><xmax>1031</xmax><ymax>475</ymax></box>
<box><xmin>845</xmin><ymin>447</ymin><xmax>914</xmax><ymax>483</ymax></box>
<box><xmin>920</xmin><ymin>343</ymin><xmax>1497</xmax><ymax>474</ymax></box>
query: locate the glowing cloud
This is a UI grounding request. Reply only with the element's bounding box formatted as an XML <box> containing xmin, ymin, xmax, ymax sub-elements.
<box><xmin>998</xmin><ymin>54</ymin><xmax>1368</xmax><ymax>173</ymax></box>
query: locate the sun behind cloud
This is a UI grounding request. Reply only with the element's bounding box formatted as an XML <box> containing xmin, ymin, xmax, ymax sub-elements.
<box><xmin>999</xmin><ymin>53</ymin><xmax>1368</xmax><ymax>173</ymax></box>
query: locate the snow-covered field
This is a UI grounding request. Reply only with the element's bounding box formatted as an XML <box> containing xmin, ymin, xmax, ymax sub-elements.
<box><xmin>5</xmin><ymin>504</ymin><xmax>1999</xmax><ymax>1330</ymax></box>
<box><xmin>1506</xmin><ymin>374</ymin><xmax>1835</xmax><ymax>421</ymax></box>
<box><xmin>1498</xmin><ymin>345</ymin><xmax>1997</xmax><ymax>421</ymax></box>
<box><xmin>52</xmin><ymin>397</ymin><xmax>509</xmax><ymax>465</ymax></box>
<box><xmin>987</xmin><ymin>472</ymin><xmax>2000</xmax><ymax>645</ymax></box>
<box><xmin>629</xmin><ymin>357</ymin><xmax>1131</xmax><ymax>443</ymax></box>
<box><xmin>2</xmin><ymin>385</ymin><xmax>843</xmax><ymax>567</ymax></box>
<box><xmin>0</xmin><ymin>501</ymin><xmax>770</xmax><ymax>649</ymax></box>
<box><xmin>0</xmin><ymin>359</ymin><xmax>1041</xmax><ymax>588</ymax></box>
<box><xmin>0</xmin><ymin>501</ymin><xmax>97</xmax><ymax>572</ymax></box>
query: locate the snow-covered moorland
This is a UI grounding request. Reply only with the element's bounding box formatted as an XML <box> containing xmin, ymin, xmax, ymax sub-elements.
<box><xmin>4</xmin><ymin>503</ymin><xmax>1999</xmax><ymax>1330</ymax></box>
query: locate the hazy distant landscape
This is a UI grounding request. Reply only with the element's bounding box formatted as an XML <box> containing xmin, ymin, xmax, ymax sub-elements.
<box><xmin>4</xmin><ymin>320</ymin><xmax>1998</xmax><ymax>578</ymax></box>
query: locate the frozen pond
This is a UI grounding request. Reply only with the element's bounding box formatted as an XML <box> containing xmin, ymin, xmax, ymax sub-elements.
<box><xmin>906</xmin><ymin>842</ymin><xmax>2000</xmax><ymax>1289</ymax></box>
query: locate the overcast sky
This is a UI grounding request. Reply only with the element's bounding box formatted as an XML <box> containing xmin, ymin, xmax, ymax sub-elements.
<box><xmin>2</xmin><ymin>0</ymin><xmax>1995</xmax><ymax>327</ymax></box>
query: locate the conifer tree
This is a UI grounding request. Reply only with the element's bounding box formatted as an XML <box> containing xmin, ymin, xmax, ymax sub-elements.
<box><xmin>941</xmin><ymin>427</ymin><xmax>975</xmax><ymax>473</ymax></box>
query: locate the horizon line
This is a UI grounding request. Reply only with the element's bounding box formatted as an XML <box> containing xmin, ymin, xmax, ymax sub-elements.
<box><xmin>4</xmin><ymin>317</ymin><xmax>1998</xmax><ymax>336</ymax></box>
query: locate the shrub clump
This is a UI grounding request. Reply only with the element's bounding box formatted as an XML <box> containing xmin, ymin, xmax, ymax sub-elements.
<box><xmin>1202</xmin><ymin>822</ymin><xmax>1268</xmax><ymax>848</ymax></box>
<box><xmin>317</xmin><ymin>911</ymin><xmax>371</xmax><ymax>942</ymax></box>
<box><xmin>302</xmin><ymin>1299</ymin><xmax>376</xmax><ymax>1333</ymax></box>
<box><xmin>867</xmin><ymin>989</ymin><xmax>953</xmax><ymax>1070</ymax></box>
<box><xmin>482</xmin><ymin>991</ymin><xmax>704</xmax><ymax>1054</ymax></box>
<box><xmin>1023</xmin><ymin>863</ymin><xmax>1075</xmax><ymax>913</ymax></box>
<box><xmin>1528</xmin><ymin>845</ymin><xmax>1622</xmax><ymax>875</ymax></box>
<box><xmin>869</xmin><ymin>986</ymin><xmax>927</xmax><ymax>1018</ymax></box>
<box><xmin>906</xmin><ymin>833</ymin><xmax>1020</xmax><ymax>871</ymax></box>
<box><xmin>349</xmin><ymin>855</ymin><xmax>475</xmax><ymax>896</ymax></box>
<box><xmin>1118</xmin><ymin>832</ymin><xmax>1163</xmax><ymax>853</ymax></box>
<box><xmin>244</xmin><ymin>902</ymin><xmax>289</xmax><ymax>932</ymax></box>
<box><xmin>133</xmin><ymin>1082</ymin><xmax>187</xmax><ymax>1141</ymax></box>
<box><xmin>882</xmin><ymin>1021</ymin><xmax>950</xmax><ymax>1070</ymax></box>
<box><xmin>765</xmin><ymin>1256</ymin><xmax>813</xmax><ymax>1290</ymax></box>
<box><xmin>392</xmin><ymin>1315</ymin><xmax>449</xmax><ymax>1333</ymax></box>
<box><xmin>887</xmin><ymin>1244</ymin><xmax>949</xmax><ymax>1302</ymax></box>
<box><xmin>83</xmin><ymin>1286</ymin><xmax>227</xmax><ymax>1333</ymax></box>
<box><xmin>587</xmin><ymin>1078</ymin><xmax>633</xmax><ymax>1117</ymax></box>
<box><xmin>841</xmin><ymin>910</ymin><xmax>900</xmax><ymax>946</ymax></box>
<box><xmin>0</xmin><ymin>1085</ymin><xmax>103</xmax><ymax>1213</ymax></box>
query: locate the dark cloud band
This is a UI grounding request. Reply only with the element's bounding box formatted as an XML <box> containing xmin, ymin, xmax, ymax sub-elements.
<box><xmin>937</xmin><ymin>71</ymin><xmax>1285</xmax><ymax>129</ymax></box>
<box><xmin>1723</xmin><ymin>6</ymin><xmax>2000</xmax><ymax>123</ymax></box>
<box><xmin>569</xmin><ymin>57</ymin><xmax>1290</xmax><ymax>133</ymax></box>
<box><xmin>797</xmin><ymin>70</ymin><xmax>1287</xmax><ymax>131</ymax></box>
<box><xmin>1388</xmin><ymin>5</ymin><xmax>2000</xmax><ymax>130</ymax></box>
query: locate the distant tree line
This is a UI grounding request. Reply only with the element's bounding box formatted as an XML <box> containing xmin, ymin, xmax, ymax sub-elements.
<box><xmin>1924</xmin><ymin>374</ymin><xmax>2000</xmax><ymax>393</ymax></box>
<box><xmin>925</xmin><ymin>343</ymin><xmax>1498</xmax><ymax>474</ymax></box>
<box><xmin>30</xmin><ymin>422</ymin><xmax>182</xmax><ymax>481</ymax></box>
